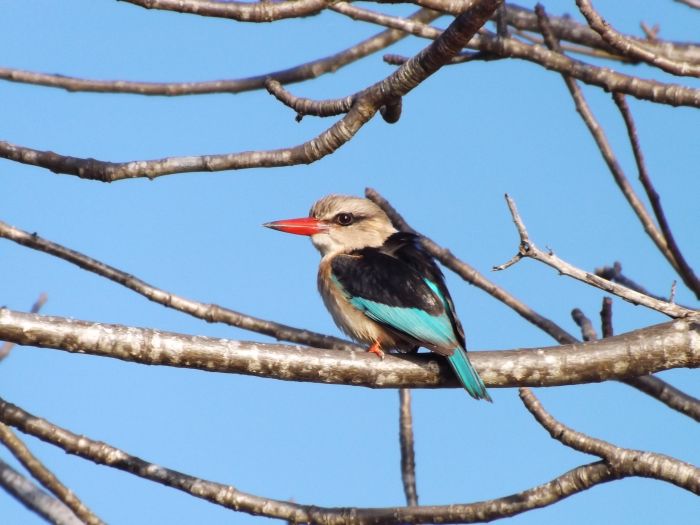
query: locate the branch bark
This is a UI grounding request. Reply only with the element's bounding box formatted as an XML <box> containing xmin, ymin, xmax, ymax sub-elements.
<box><xmin>0</xmin><ymin>459</ymin><xmax>82</xmax><ymax>525</ymax></box>
<box><xmin>1</xmin><ymin>308</ymin><xmax>698</xmax><ymax>389</ymax></box>
<box><xmin>0</xmin><ymin>396</ymin><xmax>669</xmax><ymax>524</ymax></box>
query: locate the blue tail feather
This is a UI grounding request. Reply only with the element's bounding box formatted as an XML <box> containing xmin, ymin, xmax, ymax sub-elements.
<box><xmin>448</xmin><ymin>347</ymin><xmax>492</xmax><ymax>402</ymax></box>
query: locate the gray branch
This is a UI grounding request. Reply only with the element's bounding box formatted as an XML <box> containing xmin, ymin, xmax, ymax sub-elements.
<box><xmin>1</xmin><ymin>308</ymin><xmax>698</xmax><ymax>389</ymax></box>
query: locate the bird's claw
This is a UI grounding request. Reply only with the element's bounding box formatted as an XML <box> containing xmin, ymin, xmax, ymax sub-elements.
<box><xmin>367</xmin><ymin>341</ymin><xmax>385</xmax><ymax>360</ymax></box>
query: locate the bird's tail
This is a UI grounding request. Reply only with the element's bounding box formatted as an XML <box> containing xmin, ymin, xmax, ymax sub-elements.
<box><xmin>447</xmin><ymin>347</ymin><xmax>492</xmax><ymax>402</ymax></box>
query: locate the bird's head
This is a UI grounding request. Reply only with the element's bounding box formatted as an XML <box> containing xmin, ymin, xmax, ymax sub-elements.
<box><xmin>264</xmin><ymin>194</ymin><xmax>397</xmax><ymax>256</ymax></box>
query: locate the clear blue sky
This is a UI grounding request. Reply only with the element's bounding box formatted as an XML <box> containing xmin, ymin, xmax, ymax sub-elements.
<box><xmin>1</xmin><ymin>1</ymin><xmax>698</xmax><ymax>523</ymax></box>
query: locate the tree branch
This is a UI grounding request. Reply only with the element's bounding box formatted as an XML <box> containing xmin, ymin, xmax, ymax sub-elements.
<box><xmin>0</xmin><ymin>292</ymin><xmax>47</xmax><ymax>361</ymax></box>
<box><xmin>0</xmin><ymin>458</ymin><xmax>82</xmax><ymax>525</ymax></box>
<box><xmin>520</xmin><ymin>388</ymin><xmax>700</xmax><ymax>494</ymax></box>
<box><xmin>0</xmin><ymin>396</ymin><xmax>666</xmax><ymax>524</ymax></box>
<box><xmin>119</xmin><ymin>0</ymin><xmax>331</xmax><ymax>22</ymax></box>
<box><xmin>575</xmin><ymin>0</ymin><xmax>700</xmax><ymax>77</ymax></box>
<box><xmin>0</xmin><ymin>2</ymin><xmax>501</xmax><ymax>180</ymax></box>
<box><xmin>0</xmin><ymin>9</ymin><xmax>440</xmax><ymax>96</ymax></box>
<box><xmin>399</xmin><ymin>389</ymin><xmax>418</xmax><ymax>506</ymax></box>
<box><xmin>611</xmin><ymin>93</ymin><xmax>700</xmax><ymax>298</ymax></box>
<box><xmin>495</xmin><ymin>194</ymin><xmax>696</xmax><ymax>319</ymax></box>
<box><xmin>1</xmin><ymin>308</ymin><xmax>698</xmax><ymax>389</ymax></box>
<box><xmin>0</xmin><ymin>424</ymin><xmax>103</xmax><ymax>525</ymax></box>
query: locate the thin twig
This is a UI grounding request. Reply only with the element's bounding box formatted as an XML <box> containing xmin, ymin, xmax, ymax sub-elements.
<box><xmin>571</xmin><ymin>309</ymin><xmax>597</xmax><ymax>341</ymax></box>
<box><xmin>399</xmin><ymin>389</ymin><xmax>418</xmax><ymax>506</ymax></box>
<box><xmin>600</xmin><ymin>297</ymin><xmax>613</xmax><ymax>338</ymax></box>
<box><xmin>0</xmin><ymin>423</ymin><xmax>103</xmax><ymax>524</ymax></box>
<box><xmin>612</xmin><ymin>93</ymin><xmax>700</xmax><ymax>298</ymax></box>
<box><xmin>496</xmin><ymin>194</ymin><xmax>694</xmax><ymax>318</ymax></box>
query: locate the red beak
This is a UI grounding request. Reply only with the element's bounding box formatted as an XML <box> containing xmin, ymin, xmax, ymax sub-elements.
<box><xmin>263</xmin><ymin>217</ymin><xmax>328</xmax><ymax>236</ymax></box>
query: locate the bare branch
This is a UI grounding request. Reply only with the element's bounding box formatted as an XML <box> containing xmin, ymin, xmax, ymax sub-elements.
<box><xmin>0</xmin><ymin>9</ymin><xmax>440</xmax><ymax>96</ymax></box>
<box><xmin>571</xmin><ymin>309</ymin><xmax>597</xmax><ymax>341</ymax></box>
<box><xmin>0</xmin><ymin>396</ymin><xmax>671</xmax><ymax>524</ymax></box>
<box><xmin>612</xmin><ymin>93</ymin><xmax>700</xmax><ymax>298</ymax></box>
<box><xmin>0</xmin><ymin>292</ymin><xmax>47</xmax><ymax>361</ymax></box>
<box><xmin>331</xmin><ymin>5</ymin><xmax>700</xmax><ymax>108</ymax></box>
<box><xmin>497</xmin><ymin>194</ymin><xmax>695</xmax><ymax>319</ymax></box>
<box><xmin>0</xmin><ymin>2</ymin><xmax>501</xmax><ymax>180</ymax></box>
<box><xmin>0</xmin><ymin>218</ymin><xmax>357</xmax><ymax>351</ymax></box>
<box><xmin>532</xmin><ymin>4</ymin><xmax>683</xmax><ymax>280</ymax></box>
<box><xmin>0</xmin><ymin>458</ymin><xmax>82</xmax><ymax>525</ymax></box>
<box><xmin>600</xmin><ymin>297</ymin><xmax>613</xmax><ymax>338</ymax></box>
<box><xmin>1</xmin><ymin>308</ymin><xmax>698</xmax><ymax>389</ymax></box>
<box><xmin>520</xmin><ymin>388</ymin><xmax>700</xmax><ymax>494</ymax></box>
<box><xmin>0</xmin><ymin>424</ymin><xmax>103</xmax><ymax>525</ymax></box>
<box><xmin>119</xmin><ymin>0</ymin><xmax>331</xmax><ymax>22</ymax></box>
<box><xmin>265</xmin><ymin>79</ymin><xmax>354</xmax><ymax>119</ymax></box>
<box><xmin>501</xmin><ymin>4</ymin><xmax>700</xmax><ymax>64</ymax></box>
<box><xmin>576</xmin><ymin>0</ymin><xmax>700</xmax><ymax>77</ymax></box>
<box><xmin>399</xmin><ymin>389</ymin><xmax>418</xmax><ymax>506</ymax></box>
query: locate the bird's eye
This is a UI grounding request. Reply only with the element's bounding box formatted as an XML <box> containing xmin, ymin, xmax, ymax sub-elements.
<box><xmin>335</xmin><ymin>213</ymin><xmax>354</xmax><ymax>226</ymax></box>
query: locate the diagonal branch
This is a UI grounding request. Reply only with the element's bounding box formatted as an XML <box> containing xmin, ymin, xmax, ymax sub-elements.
<box><xmin>520</xmin><ymin>388</ymin><xmax>700</xmax><ymax>494</ymax></box>
<box><xmin>495</xmin><ymin>194</ymin><xmax>695</xmax><ymax>319</ymax></box>
<box><xmin>576</xmin><ymin>0</ymin><xmax>700</xmax><ymax>77</ymax></box>
<box><xmin>532</xmin><ymin>3</ymin><xmax>688</xmax><ymax>280</ymax></box>
<box><xmin>0</xmin><ymin>424</ymin><xmax>103</xmax><ymax>525</ymax></box>
<box><xmin>0</xmin><ymin>395</ymin><xmax>673</xmax><ymax>524</ymax></box>
<box><xmin>0</xmin><ymin>308</ymin><xmax>698</xmax><ymax>389</ymax></box>
<box><xmin>611</xmin><ymin>93</ymin><xmax>700</xmax><ymax>298</ymax></box>
<box><xmin>0</xmin><ymin>458</ymin><xmax>82</xmax><ymax>525</ymax></box>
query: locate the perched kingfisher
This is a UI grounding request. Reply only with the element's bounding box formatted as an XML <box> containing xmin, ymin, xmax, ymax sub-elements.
<box><xmin>264</xmin><ymin>195</ymin><xmax>491</xmax><ymax>401</ymax></box>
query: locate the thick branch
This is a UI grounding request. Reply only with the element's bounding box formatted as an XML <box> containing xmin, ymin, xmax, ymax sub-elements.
<box><xmin>0</xmin><ymin>308</ymin><xmax>698</xmax><ymax>389</ymax></box>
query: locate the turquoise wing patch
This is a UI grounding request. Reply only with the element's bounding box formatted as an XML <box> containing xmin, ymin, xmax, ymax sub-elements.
<box><xmin>347</xmin><ymin>278</ymin><xmax>458</xmax><ymax>349</ymax></box>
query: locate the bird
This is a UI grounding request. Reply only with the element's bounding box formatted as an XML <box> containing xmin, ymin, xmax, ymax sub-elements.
<box><xmin>264</xmin><ymin>194</ymin><xmax>491</xmax><ymax>401</ymax></box>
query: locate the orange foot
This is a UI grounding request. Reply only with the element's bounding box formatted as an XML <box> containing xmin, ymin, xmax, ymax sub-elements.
<box><xmin>368</xmin><ymin>340</ymin><xmax>385</xmax><ymax>360</ymax></box>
